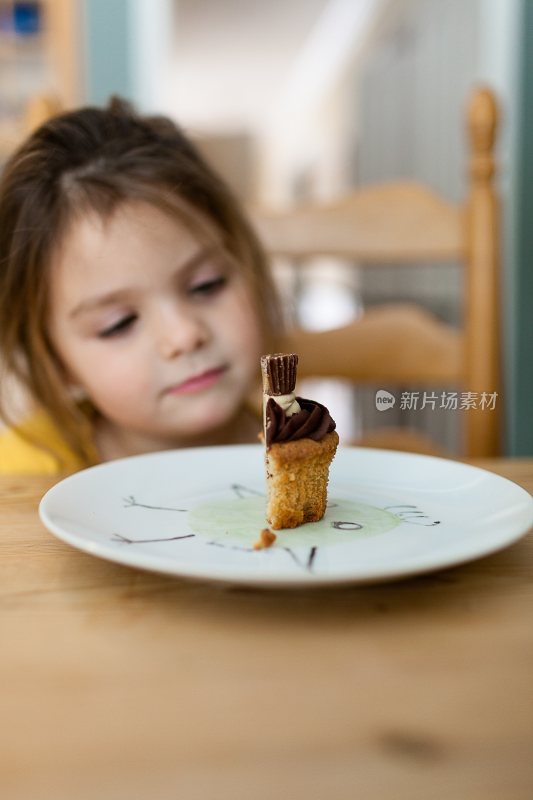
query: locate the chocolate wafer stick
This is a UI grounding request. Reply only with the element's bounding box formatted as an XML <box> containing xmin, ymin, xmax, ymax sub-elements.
<box><xmin>260</xmin><ymin>353</ymin><xmax>298</xmax><ymax>395</ymax></box>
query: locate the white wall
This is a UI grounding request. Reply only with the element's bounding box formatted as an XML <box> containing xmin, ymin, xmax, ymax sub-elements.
<box><xmin>129</xmin><ymin>0</ymin><xmax>175</xmax><ymax>113</ymax></box>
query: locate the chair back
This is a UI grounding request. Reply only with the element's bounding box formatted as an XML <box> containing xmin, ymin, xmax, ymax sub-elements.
<box><xmin>251</xmin><ymin>87</ymin><xmax>501</xmax><ymax>458</ymax></box>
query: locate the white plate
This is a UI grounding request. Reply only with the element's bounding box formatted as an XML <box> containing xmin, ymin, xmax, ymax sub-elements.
<box><xmin>39</xmin><ymin>445</ymin><xmax>533</xmax><ymax>588</ymax></box>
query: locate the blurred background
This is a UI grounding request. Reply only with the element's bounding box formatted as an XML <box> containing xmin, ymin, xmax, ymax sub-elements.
<box><xmin>0</xmin><ymin>0</ymin><xmax>531</xmax><ymax>456</ymax></box>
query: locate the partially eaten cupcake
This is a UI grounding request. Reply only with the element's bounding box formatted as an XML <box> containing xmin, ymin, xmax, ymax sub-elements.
<box><xmin>261</xmin><ymin>353</ymin><xmax>339</xmax><ymax>530</ymax></box>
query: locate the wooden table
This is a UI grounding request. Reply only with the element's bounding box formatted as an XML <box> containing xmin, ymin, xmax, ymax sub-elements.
<box><xmin>1</xmin><ymin>459</ymin><xmax>532</xmax><ymax>800</ymax></box>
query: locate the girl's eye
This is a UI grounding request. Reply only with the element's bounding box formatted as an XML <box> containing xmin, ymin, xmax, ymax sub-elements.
<box><xmin>189</xmin><ymin>275</ymin><xmax>227</xmax><ymax>297</ymax></box>
<box><xmin>98</xmin><ymin>314</ymin><xmax>137</xmax><ymax>338</ymax></box>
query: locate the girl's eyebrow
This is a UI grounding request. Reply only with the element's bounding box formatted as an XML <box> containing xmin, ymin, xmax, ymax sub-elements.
<box><xmin>69</xmin><ymin>246</ymin><xmax>214</xmax><ymax>318</ymax></box>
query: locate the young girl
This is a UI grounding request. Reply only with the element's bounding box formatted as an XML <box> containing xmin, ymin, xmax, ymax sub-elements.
<box><xmin>0</xmin><ymin>98</ymin><xmax>281</xmax><ymax>474</ymax></box>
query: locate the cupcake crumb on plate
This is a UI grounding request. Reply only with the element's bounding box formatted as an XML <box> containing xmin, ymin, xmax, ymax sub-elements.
<box><xmin>253</xmin><ymin>528</ymin><xmax>277</xmax><ymax>550</ymax></box>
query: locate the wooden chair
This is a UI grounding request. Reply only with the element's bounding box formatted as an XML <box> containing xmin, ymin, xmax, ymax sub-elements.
<box><xmin>251</xmin><ymin>87</ymin><xmax>501</xmax><ymax>458</ymax></box>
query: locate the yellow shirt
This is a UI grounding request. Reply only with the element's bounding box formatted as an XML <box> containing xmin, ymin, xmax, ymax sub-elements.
<box><xmin>0</xmin><ymin>407</ymin><xmax>99</xmax><ymax>475</ymax></box>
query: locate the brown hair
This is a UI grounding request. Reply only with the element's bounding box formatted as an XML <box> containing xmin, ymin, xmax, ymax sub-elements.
<box><xmin>0</xmin><ymin>97</ymin><xmax>281</xmax><ymax>465</ymax></box>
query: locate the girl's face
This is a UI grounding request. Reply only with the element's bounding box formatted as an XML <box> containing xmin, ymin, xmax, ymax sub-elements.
<box><xmin>48</xmin><ymin>201</ymin><xmax>263</xmax><ymax>452</ymax></box>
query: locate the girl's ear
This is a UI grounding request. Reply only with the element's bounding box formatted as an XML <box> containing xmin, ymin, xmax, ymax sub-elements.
<box><xmin>67</xmin><ymin>383</ymin><xmax>90</xmax><ymax>403</ymax></box>
<box><xmin>58</xmin><ymin>362</ymin><xmax>89</xmax><ymax>402</ymax></box>
<box><xmin>50</xmin><ymin>350</ymin><xmax>87</xmax><ymax>400</ymax></box>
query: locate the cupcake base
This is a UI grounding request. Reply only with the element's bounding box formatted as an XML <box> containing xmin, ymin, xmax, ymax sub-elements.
<box><xmin>264</xmin><ymin>431</ymin><xmax>339</xmax><ymax>529</ymax></box>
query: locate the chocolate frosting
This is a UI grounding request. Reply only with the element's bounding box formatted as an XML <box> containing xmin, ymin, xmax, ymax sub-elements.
<box><xmin>265</xmin><ymin>396</ymin><xmax>336</xmax><ymax>447</ymax></box>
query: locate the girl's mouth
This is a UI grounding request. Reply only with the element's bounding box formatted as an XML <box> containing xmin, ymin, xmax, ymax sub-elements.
<box><xmin>166</xmin><ymin>366</ymin><xmax>228</xmax><ymax>395</ymax></box>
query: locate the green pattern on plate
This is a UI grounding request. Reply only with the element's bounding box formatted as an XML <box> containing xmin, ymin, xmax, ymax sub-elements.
<box><xmin>188</xmin><ymin>496</ymin><xmax>400</xmax><ymax>548</ymax></box>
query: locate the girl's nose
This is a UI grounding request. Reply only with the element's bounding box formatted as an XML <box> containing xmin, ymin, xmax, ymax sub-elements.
<box><xmin>156</xmin><ymin>304</ymin><xmax>209</xmax><ymax>359</ymax></box>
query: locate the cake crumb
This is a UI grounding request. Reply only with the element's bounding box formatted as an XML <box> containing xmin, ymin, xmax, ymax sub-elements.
<box><xmin>253</xmin><ymin>528</ymin><xmax>277</xmax><ymax>550</ymax></box>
